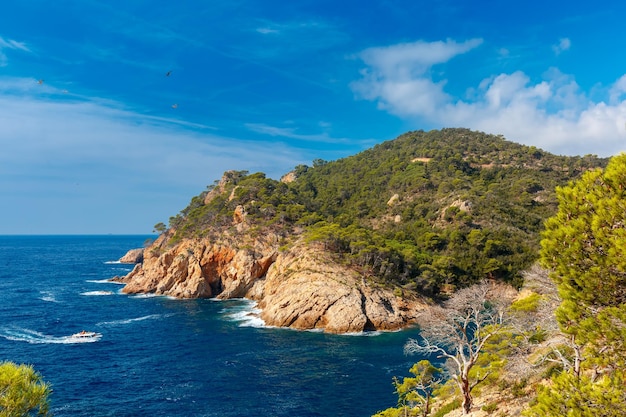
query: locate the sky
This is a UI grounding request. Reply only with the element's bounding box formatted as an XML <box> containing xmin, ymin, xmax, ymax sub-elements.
<box><xmin>2</xmin><ymin>1</ymin><xmax>626</xmax><ymax>234</ymax></box>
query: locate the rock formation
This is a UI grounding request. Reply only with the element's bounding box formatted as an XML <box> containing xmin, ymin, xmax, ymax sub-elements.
<box><xmin>118</xmin><ymin>248</ymin><xmax>144</xmax><ymax>264</ymax></box>
<box><xmin>255</xmin><ymin>242</ymin><xmax>425</xmax><ymax>333</ymax></box>
<box><xmin>117</xmin><ymin>233</ymin><xmax>426</xmax><ymax>333</ymax></box>
<box><xmin>115</xmin><ymin>169</ymin><xmax>428</xmax><ymax>333</ymax></box>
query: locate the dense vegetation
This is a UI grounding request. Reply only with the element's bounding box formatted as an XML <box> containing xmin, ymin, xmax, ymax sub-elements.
<box><xmin>165</xmin><ymin>128</ymin><xmax>606</xmax><ymax>295</ymax></box>
<box><xmin>374</xmin><ymin>153</ymin><xmax>626</xmax><ymax>416</ymax></box>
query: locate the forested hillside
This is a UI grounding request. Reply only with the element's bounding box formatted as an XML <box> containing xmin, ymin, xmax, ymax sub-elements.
<box><xmin>165</xmin><ymin>128</ymin><xmax>606</xmax><ymax>295</ymax></box>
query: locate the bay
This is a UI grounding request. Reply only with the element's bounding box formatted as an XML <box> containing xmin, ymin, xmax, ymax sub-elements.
<box><xmin>0</xmin><ymin>235</ymin><xmax>420</xmax><ymax>416</ymax></box>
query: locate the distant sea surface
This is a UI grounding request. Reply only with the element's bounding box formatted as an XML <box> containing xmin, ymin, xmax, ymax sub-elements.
<box><xmin>0</xmin><ymin>235</ymin><xmax>421</xmax><ymax>416</ymax></box>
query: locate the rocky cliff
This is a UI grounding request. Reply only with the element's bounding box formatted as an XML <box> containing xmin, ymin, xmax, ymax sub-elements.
<box><xmin>117</xmin><ymin>232</ymin><xmax>427</xmax><ymax>333</ymax></box>
<box><xmin>118</xmin><ymin>248</ymin><xmax>144</xmax><ymax>264</ymax></box>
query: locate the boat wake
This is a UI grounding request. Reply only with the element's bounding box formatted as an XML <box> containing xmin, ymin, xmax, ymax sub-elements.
<box><xmin>97</xmin><ymin>314</ymin><xmax>172</xmax><ymax>327</ymax></box>
<box><xmin>0</xmin><ymin>327</ymin><xmax>101</xmax><ymax>344</ymax></box>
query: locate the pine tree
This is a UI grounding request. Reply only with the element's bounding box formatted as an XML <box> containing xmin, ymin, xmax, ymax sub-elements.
<box><xmin>525</xmin><ymin>153</ymin><xmax>626</xmax><ymax>416</ymax></box>
<box><xmin>372</xmin><ymin>360</ymin><xmax>443</xmax><ymax>417</ymax></box>
<box><xmin>0</xmin><ymin>361</ymin><xmax>51</xmax><ymax>417</ymax></box>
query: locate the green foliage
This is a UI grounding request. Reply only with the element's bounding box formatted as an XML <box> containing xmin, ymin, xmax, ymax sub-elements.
<box><xmin>481</xmin><ymin>402</ymin><xmax>498</xmax><ymax>413</ymax></box>
<box><xmin>541</xmin><ymin>153</ymin><xmax>626</xmax><ymax>312</ymax></box>
<box><xmin>523</xmin><ymin>372</ymin><xmax>626</xmax><ymax>417</ymax></box>
<box><xmin>510</xmin><ymin>379</ymin><xmax>528</xmax><ymax>398</ymax></box>
<box><xmin>165</xmin><ymin>129</ymin><xmax>606</xmax><ymax>294</ymax></box>
<box><xmin>153</xmin><ymin>222</ymin><xmax>167</xmax><ymax>234</ymax></box>
<box><xmin>431</xmin><ymin>399</ymin><xmax>461</xmax><ymax>417</ymax></box>
<box><xmin>372</xmin><ymin>360</ymin><xmax>443</xmax><ymax>417</ymax></box>
<box><xmin>540</xmin><ymin>153</ymin><xmax>626</xmax><ymax>357</ymax></box>
<box><xmin>533</xmin><ymin>153</ymin><xmax>626</xmax><ymax>415</ymax></box>
<box><xmin>0</xmin><ymin>361</ymin><xmax>51</xmax><ymax>417</ymax></box>
<box><xmin>509</xmin><ymin>293</ymin><xmax>542</xmax><ymax>312</ymax></box>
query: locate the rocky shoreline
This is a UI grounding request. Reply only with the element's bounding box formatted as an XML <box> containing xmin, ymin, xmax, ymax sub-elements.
<box><xmin>113</xmin><ymin>236</ymin><xmax>428</xmax><ymax>334</ymax></box>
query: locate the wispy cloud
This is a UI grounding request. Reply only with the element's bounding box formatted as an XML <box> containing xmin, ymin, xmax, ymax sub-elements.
<box><xmin>0</xmin><ymin>36</ymin><xmax>29</xmax><ymax>51</ymax></box>
<box><xmin>0</xmin><ymin>35</ymin><xmax>30</xmax><ymax>66</ymax></box>
<box><xmin>256</xmin><ymin>27</ymin><xmax>280</xmax><ymax>35</ymax></box>
<box><xmin>352</xmin><ymin>39</ymin><xmax>626</xmax><ymax>157</ymax></box>
<box><xmin>245</xmin><ymin>122</ymin><xmax>352</xmax><ymax>144</ymax></box>
<box><xmin>552</xmin><ymin>37</ymin><xmax>571</xmax><ymax>55</ymax></box>
<box><xmin>0</xmin><ymin>76</ymin><xmax>307</xmax><ymax>232</ymax></box>
<box><xmin>248</xmin><ymin>18</ymin><xmax>349</xmax><ymax>59</ymax></box>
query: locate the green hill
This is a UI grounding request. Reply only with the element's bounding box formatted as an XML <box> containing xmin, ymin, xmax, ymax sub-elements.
<box><xmin>164</xmin><ymin>128</ymin><xmax>607</xmax><ymax>296</ymax></box>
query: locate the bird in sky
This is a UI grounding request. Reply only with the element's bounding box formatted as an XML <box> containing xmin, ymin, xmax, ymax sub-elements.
<box><xmin>171</xmin><ymin>103</ymin><xmax>178</xmax><ymax>109</ymax></box>
<box><xmin>165</xmin><ymin>71</ymin><xmax>172</xmax><ymax>77</ymax></box>
<box><xmin>37</xmin><ymin>79</ymin><xmax>44</xmax><ymax>84</ymax></box>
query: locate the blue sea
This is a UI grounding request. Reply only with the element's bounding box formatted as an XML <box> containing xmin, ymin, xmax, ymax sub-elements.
<box><xmin>0</xmin><ymin>235</ymin><xmax>422</xmax><ymax>416</ymax></box>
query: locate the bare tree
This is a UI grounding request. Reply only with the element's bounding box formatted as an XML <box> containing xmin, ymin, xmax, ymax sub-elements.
<box><xmin>404</xmin><ymin>281</ymin><xmax>513</xmax><ymax>415</ymax></box>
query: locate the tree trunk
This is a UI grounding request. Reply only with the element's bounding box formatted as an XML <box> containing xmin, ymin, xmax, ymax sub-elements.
<box><xmin>461</xmin><ymin>376</ymin><xmax>472</xmax><ymax>414</ymax></box>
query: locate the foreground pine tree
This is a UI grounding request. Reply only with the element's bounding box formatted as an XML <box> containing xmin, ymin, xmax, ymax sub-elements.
<box><xmin>525</xmin><ymin>153</ymin><xmax>626</xmax><ymax>416</ymax></box>
<box><xmin>0</xmin><ymin>361</ymin><xmax>51</xmax><ymax>417</ymax></box>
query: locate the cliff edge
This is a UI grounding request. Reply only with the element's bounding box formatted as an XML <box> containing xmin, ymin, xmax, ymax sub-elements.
<box><xmin>118</xmin><ymin>233</ymin><xmax>426</xmax><ymax>333</ymax></box>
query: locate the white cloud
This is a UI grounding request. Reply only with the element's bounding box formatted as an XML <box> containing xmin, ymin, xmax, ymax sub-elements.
<box><xmin>256</xmin><ymin>27</ymin><xmax>279</xmax><ymax>35</ymax></box>
<box><xmin>351</xmin><ymin>39</ymin><xmax>482</xmax><ymax>117</ymax></box>
<box><xmin>352</xmin><ymin>39</ymin><xmax>626</xmax><ymax>157</ymax></box>
<box><xmin>245</xmin><ymin>122</ymin><xmax>351</xmax><ymax>144</ymax></box>
<box><xmin>0</xmin><ymin>35</ymin><xmax>30</xmax><ymax>66</ymax></box>
<box><xmin>357</xmin><ymin>38</ymin><xmax>483</xmax><ymax>78</ymax></box>
<box><xmin>0</xmin><ymin>36</ymin><xmax>29</xmax><ymax>51</ymax></box>
<box><xmin>0</xmin><ymin>77</ymin><xmax>305</xmax><ymax>233</ymax></box>
<box><xmin>0</xmin><ymin>87</ymin><xmax>298</xmax><ymax>184</ymax></box>
<box><xmin>552</xmin><ymin>37</ymin><xmax>571</xmax><ymax>55</ymax></box>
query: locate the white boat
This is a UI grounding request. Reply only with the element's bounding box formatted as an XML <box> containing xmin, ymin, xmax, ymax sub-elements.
<box><xmin>71</xmin><ymin>331</ymin><xmax>101</xmax><ymax>339</ymax></box>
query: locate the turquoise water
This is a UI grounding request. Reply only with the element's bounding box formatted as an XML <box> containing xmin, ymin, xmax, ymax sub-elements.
<box><xmin>0</xmin><ymin>235</ymin><xmax>421</xmax><ymax>416</ymax></box>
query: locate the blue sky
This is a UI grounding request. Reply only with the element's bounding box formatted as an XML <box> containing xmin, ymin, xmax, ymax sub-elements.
<box><xmin>2</xmin><ymin>1</ymin><xmax>626</xmax><ymax>234</ymax></box>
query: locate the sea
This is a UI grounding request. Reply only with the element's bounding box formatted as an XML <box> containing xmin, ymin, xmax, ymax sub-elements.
<box><xmin>0</xmin><ymin>235</ymin><xmax>424</xmax><ymax>417</ymax></box>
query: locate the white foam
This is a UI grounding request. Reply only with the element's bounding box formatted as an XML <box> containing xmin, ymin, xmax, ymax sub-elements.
<box><xmin>0</xmin><ymin>327</ymin><xmax>101</xmax><ymax>344</ymax></box>
<box><xmin>342</xmin><ymin>330</ymin><xmax>384</xmax><ymax>337</ymax></box>
<box><xmin>80</xmin><ymin>291</ymin><xmax>114</xmax><ymax>296</ymax></box>
<box><xmin>104</xmin><ymin>260</ymin><xmax>122</xmax><ymax>264</ymax></box>
<box><xmin>39</xmin><ymin>291</ymin><xmax>58</xmax><ymax>303</ymax></box>
<box><xmin>130</xmin><ymin>293</ymin><xmax>159</xmax><ymax>298</ymax></box>
<box><xmin>220</xmin><ymin>300</ymin><xmax>269</xmax><ymax>328</ymax></box>
<box><xmin>86</xmin><ymin>279</ymin><xmax>126</xmax><ymax>285</ymax></box>
<box><xmin>97</xmin><ymin>314</ymin><xmax>169</xmax><ymax>327</ymax></box>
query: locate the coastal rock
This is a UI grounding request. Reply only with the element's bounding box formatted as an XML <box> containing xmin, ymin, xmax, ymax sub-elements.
<box><xmin>120</xmin><ymin>237</ymin><xmax>426</xmax><ymax>333</ymax></box>
<box><xmin>256</xmin><ymin>243</ymin><xmax>424</xmax><ymax>333</ymax></box>
<box><xmin>118</xmin><ymin>248</ymin><xmax>144</xmax><ymax>264</ymax></box>
<box><xmin>122</xmin><ymin>238</ymin><xmax>276</xmax><ymax>299</ymax></box>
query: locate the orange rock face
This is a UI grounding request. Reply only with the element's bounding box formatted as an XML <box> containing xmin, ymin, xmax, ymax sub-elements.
<box><xmin>120</xmin><ymin>235</ymin><xmax>426</xmax><ymax>333</ymax></box>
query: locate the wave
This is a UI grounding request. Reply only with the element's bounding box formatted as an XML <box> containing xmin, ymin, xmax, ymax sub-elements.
<box><xmin>0</xmin><ymin>327</ymin><xmax>101</xmax><ymax>344</ymax></box>
<box><xmin>86</xmin><ymin>279</ymin><xmax>126</xmax><ymax>285</ymax></box>
<box><xmin>104</xmin><ymin>260</ymin><xmax>122</xmax><ymax>264</ymax></box>
<box><xmin>97</xmin><ymin>314</ymin><xmax>170</xmax><ymax>327</ymax></box>
<box><xmin>80</xmin><ymin>291</ymin><xmax>114</xmax><ymax>296</ymax></box>
<box><xmin>218</xmin><ymin>299</ymin><xmax>390</xmax><ymax>336</ymax></box>
<box><xmin>220</xmin><ymin>300</ymin><xmax>268</xmax><ymax>328</ymax></box>
<box><xmin>39</xmin><ymin>291</ymin><xmax>58</xmax><ymax>303</ymax></box>
<box><xmin>127</xmin><ymin>292</ymin><xmax>178</xmax><ymax>300</ymax></box>
<box><xmin>342</xmin><ymin>330</ymin><xmax>385</xmax><ymax>337</ymax></box>
<box><xmin>130</xmin><ymin>293</ymin><xmax>159</xmax><ymax>298</ymax></box>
